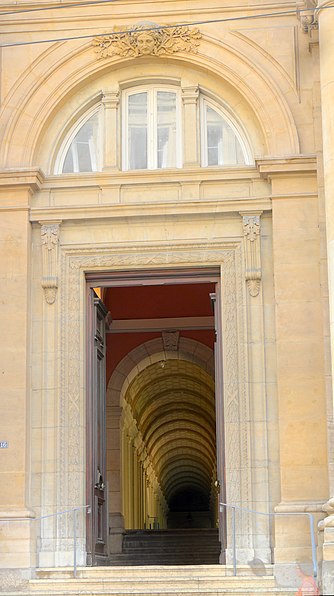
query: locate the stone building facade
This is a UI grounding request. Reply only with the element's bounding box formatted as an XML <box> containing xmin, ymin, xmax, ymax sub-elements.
<box><xmin>1</xmin><ymin>0</ymin><xmax>334</xmax><ymax>593</ymax></box>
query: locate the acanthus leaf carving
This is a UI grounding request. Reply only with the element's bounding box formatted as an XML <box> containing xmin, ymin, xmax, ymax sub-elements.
<box><xmin>93</xmin><ymin>24</ymin><xmax>201</xmax><ymax>59</ymax></box>
<box><xmin>297</xmin><ymin>0</ymin><xmax>318</xmax><ymax>33</ymax></box>
<box><xmin>40</xmin><ymin>222</ymin><xmax>61</xmax><ymax>305</ymax></box>
<box><xmin>241</xmin><ymin>213</ymin><xmax>262</xmax><ymax>298</ymax></box>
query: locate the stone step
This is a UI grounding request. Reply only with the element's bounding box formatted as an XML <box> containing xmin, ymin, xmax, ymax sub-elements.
<box><xmin>110</xmin><ymin>557</ymin><xmax>221</xmax><ymax>566</ymax></box>
<box><xmin>120</xmin><ymin>529</ymin><xmax>221</xmax><ymax>565</ymax></box>
<box><xmin>35</xmin><ymin>565</ymin><xmax>274</xmax><ymax>578</ymax></box>
<box><xmin>26</xmin><ymin>577</ymin><xmax>296</xmax><ymax>595</ymax></box>
<box><xmin>20</xmin><ymin>565</ymin><xmax>299</xmax><ymax>595</ymax></box>
<box><xmin>10</xmin><ymin>590</ymin><xmax>297</xmax><ymax>596</ymax></box>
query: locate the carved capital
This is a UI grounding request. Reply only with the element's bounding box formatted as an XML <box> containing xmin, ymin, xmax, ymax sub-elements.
<box><xmin>102</xmin><ymin>91</ymin><xmax>120</xmax><ymax>109</ymax></box>
<box><xmin>93</xmin><ymin>24</ymin><xmax>201</xmax><ymax>59</ymax></box>
<box><xmin>39</xmin><ymin>221</ymin><xmax>61</xmax><ymax>305</ymax></box>
<box><xmin>297</xmin><ymin>0</ymin><xmax>318</xmax><ymax>32</ymax></box>
<box><xmin>240</xmin><ymin>213</ymin><xmax>262</xmax><ymax>297</ymax></box>
<box><xmin>181</xmin><ymin>85</ymin><xmax>199</xmax><ymax>105</ymax></box>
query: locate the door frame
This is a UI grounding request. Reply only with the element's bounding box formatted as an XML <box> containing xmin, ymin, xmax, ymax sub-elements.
<box><xmin>85</xmin><ymin>266</ymin><xmax>223</xmax><ymax>561</ymax></box>
<box><xmin>48</xmin><ymin>241</ymin><xmax>271</xmax><ymax>567</ymax></box>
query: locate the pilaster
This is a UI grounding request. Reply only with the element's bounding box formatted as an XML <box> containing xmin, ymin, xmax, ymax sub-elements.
<box><xmin>102</xmin><ymin>90</ymin><xmax>120</xmax><ymax>171</ymax></box>
<box><xmin>0</xmin><ymin>169</ymin><xmax>43</xmax><ymax>570</ymax></box>
<box><xmin>316</xmin><ymin>3</ymin><xmax>334</xmax><ymax>591</ymax></box>
<box><xmin>181</xmin><ymin>85</ymin><xmax>200</xmax><ymax>167</ymax></box>
<box><xmin>258</xmin><ymin>158</ymin><xmax>328</xmax><ymax>577</ymax></box>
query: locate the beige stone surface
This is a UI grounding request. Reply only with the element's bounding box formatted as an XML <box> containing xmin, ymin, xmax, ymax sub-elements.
<box><xmin>0</xmin><ymin>1</ymin><xmax>331</xmax><ymax>592</ymax></box>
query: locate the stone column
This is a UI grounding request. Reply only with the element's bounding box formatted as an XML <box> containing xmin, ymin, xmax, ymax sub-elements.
<box><xmin>102</xmin><ymin>90</ymin><xmax>120</xmax><ymax>171</ymax></box>
<box><xmin>317</xmin><ymin>2</ymin><xmax>334</xmax><ymax>591</ymax></box>
<box><xmin>181</xmin><ymin>85</ymin><xmax>200</xmax><ymax>167</ymax></box>
<box><xmin>0</xmin><ymin>170</ymin><xmax>43</xmax><ymax>577</ymax></box>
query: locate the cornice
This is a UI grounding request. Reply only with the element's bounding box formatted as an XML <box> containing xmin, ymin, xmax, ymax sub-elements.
<box><xmin>256</xmin><ymin>155</ymin><xmax>317</xmax><ymax>177</ymax></box>
<box><xmin>0</xmin><ymin>0</ymin><xmax>296</xmax><ymax>25</ymax></box>
<box><xmin>0</xmin><ymin>168</ymin><xmax>45</xmax><ymax>191</ymax></box>
<box><xmin>30</xmin><ymin>196</ymin><xmax>272</xmax><ymax>223</ymax></box>
<box><xmin>275</xmin><ymin>500</ymin><xmax>326</xmax><ymax>513</ymax></box>
<box><xmin>42</xmin><ymin>166</ymin><xmax>260</xmax><ymax>188</ymax></box>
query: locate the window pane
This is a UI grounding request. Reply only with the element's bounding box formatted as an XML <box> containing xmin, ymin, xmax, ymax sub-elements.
<box><xmin>157</xmin><ymin>92</ymin><xmax>176</xmax><ymax>169</ymax></box>
<box><xmin>128</xmin><ymin>93</ymin><xmax>148</xmax><ymax>170</ymax></box>
<box><xmin>206</xmin><ymin>106</ymin><xmax>246</xmax><ymax>166</ymax></box>
<box><xmin>62</xmin><ymin>112</ymin><xmax>99</xmax><ymax>173</ymax></box>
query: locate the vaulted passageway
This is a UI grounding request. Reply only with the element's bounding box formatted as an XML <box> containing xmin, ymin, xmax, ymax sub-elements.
<box><xmin>122</xmin><ymin>358</ymin><xmax>217</xmax><ymax>530</ymax></box>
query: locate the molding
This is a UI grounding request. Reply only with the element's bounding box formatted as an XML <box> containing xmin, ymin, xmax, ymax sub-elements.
<box><xmin>0</xmin><ymin>168</ymin><xmax>45</xmax><ymax>190</ymax></box>
<box><xmin>0</xmin><ymin>508</ymin><xmax>36</xmax><ymax>520</ymax></box>
<box><xmin>315</xmin><ymin>0</ymin><xmax>334</xmax><ymax>12</ymax></box>
<box><xmin>108</xmin><ymin>316</ymin><xmax>214</xmax><ymax>333</ymax></box>
<box><xmin>256</xmin><ymin>155</ymin><xmax>317</xmax><ymax>177</ymax></box>
<box><xmin>38</xmin><ymin>167</ymin><xmax>261</xmax><ymax>186</ymax></box>
<box><xmin>51</xmin><ymin>241</ymin><xmax>259</xmax><ymax>561</ymax></box>
<box><xmin>31</xmin><ymin>197</ymin><xmax>272</xmax><ymax>223</ymax></box>
<box><xmin>275</xmin><ymin>500</ymin><xmax>326</xmax><ymax>514</ymax></box>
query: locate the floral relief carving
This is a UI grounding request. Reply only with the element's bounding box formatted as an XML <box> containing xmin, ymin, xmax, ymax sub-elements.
<box><xmin>93</xmin><ymin>24</ymin><xmax>201</xmax><ymax>59</ymax></box>
<box><xmin>40</xmin><ymin>222</ymin><xmax>61</xmax><ymax>305</ymax></box>
<box><xmin>242</xmin><ymin>214</ymin><xmax>262</xmax><ymax>298</ymax></box>
<box><xmin>297</xmin><ymin>0</ymin><xmax>318</xmax><ymax>32</ymax></box>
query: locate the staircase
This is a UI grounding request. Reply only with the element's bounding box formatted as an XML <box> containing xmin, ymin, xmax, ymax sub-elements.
<box><xmin>110</xmin><ymin>528</ymin><xmax>221</xmax><ymax>566</ymax></box>
<box><xmin>22</xmin><ymin>565</ymin><xmax>296</xmax><ymax>595</ymax></box>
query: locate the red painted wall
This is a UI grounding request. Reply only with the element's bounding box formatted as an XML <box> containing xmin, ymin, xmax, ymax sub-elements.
<box><xmin>105</xmin><ymin>283</ymin><xmax>215</xmax><ymax>385</ymax></box>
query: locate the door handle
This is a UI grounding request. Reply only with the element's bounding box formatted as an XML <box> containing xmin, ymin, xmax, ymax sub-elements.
<box><xmin>95</xmin><ymin>466</ymin><xmax>105</xmax><ymax>490</ymax></box>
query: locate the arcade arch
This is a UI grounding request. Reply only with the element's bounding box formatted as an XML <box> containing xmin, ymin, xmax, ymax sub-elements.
<box><xmin>119</xmin><ymin>354</ymin><xmax>216</xmax><ymax>531</ymax></box>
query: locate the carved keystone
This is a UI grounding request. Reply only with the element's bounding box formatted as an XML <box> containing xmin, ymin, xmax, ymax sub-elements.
<box><xmin>93</xmin><ymin>24</ymin><xmax>201</xmax><ymax>59</ymax></box>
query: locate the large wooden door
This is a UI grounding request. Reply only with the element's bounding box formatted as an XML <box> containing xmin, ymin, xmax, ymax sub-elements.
<box><xmin>87</xmin><ymin>291</ymin><xmax>108</xmax><ymax>565</ymax></box>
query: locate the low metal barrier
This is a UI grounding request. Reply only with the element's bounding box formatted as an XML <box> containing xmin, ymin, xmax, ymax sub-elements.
<box><xmin>220</xmin><ymin>502</ymin><xmax>317</xmax><ymax>578</ymax></box>
<box><xmin>0</xmin><ymin>504</ymin><xmax>91</xmax><ymax>578</ymax></box>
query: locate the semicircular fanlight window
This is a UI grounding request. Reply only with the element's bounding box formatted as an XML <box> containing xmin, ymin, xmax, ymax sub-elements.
<box><xmin>204</xmin><ymin>103</ymin><xmax>248</xmax><ymax>166</ymax></box>
<box><xmin>62</xmin><ymin>111</ymin><xmax>99</xmax><ymax>173</ymax></box>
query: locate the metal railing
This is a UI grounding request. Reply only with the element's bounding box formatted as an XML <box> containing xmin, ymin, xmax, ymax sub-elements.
<box><xmin>0</xmin><ymin>505</ymin><xmax>91</xmax><ymax>578</ymax></box>
<box><xmin>145</xmin><ymin>515</ymin><xmax>159</xmax><ymax>529</ymax></box>
<box><xmin>220</xmin><ymin>502</ymin><xmax>317</xmax><ymax>579</ymax></box>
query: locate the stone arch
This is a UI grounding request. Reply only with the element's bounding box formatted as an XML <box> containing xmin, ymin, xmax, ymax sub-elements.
<box><xmin>0</xmin><ymin>31</ymin><xmax>300</xmax><ymax>168</ymax></box>
<box><xmin>106</xmin><ymin>336</ymin><xmax>214</xmax><ymax>408</ymax></box>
